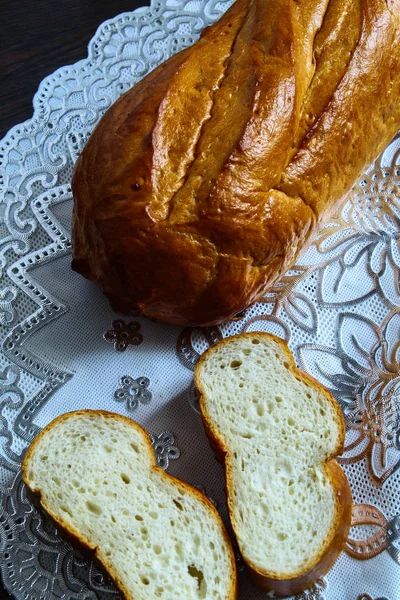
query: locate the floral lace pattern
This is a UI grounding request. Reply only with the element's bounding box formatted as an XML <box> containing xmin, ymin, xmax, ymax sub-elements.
<box><xmin>0</xmin><ymin>0</ymin><xmax>399</xmax><ymax>598</ymax></box>
<box><xmin>299</xmin><ymin>312</ymin><xmax>400</xmax><ymax>486</ymax></box>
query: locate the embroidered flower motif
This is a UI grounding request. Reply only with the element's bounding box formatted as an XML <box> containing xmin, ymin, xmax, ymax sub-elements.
<box><xmin>299</xmin><ymin>312</ymin><xmax>400</xmax><ymax>486</ymax></box>
<box><xmin>114</xmin><ymin>376</ymin><xmax>151</xmax><ymax>410</ymax></box>
<box><xmin>311</xmin><ymin>167</ymin><xmax>400</xmax><ymax>308</ymax></box>
<box><xmin>150</xmin><ymin>431</ymin><xmax>180</xmax><ymax>470</ymax></box>
<box><xmin>104</xmin><ymin>319</ymin><xmax>143</xmax><ymax>352</ymax></box>
<box><xmin>294</xmin><ymin>578</ymin><xmax>327</xmax><ymax>600</ymax></box>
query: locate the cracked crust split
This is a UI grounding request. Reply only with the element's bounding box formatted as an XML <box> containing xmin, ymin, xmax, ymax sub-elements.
<box><xmin>71</xmin><ymin>0</ymin><xmax>400</xmax><ymax>326</ymax></box>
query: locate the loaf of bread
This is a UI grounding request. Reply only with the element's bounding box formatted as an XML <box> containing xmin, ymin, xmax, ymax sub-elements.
<box><xmin>22</xmin><ymin>411</ymin><xmax>237</xmax><ymax>600</ymax></box>
<box><xmin>71</xmin><ymin>0</ymin><xmax>400</xmax><ymax>326</ymax></box>
<box><xmin>194</xmin><ymin>332</ymin><xmax>352</xmax><ymax>596</ymax></box>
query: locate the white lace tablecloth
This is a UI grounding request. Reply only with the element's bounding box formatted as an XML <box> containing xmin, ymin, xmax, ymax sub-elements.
<box><xmin>0</xmin><ymin>1</ymin><xmax>399</xmax><ymax>599</ymax></box>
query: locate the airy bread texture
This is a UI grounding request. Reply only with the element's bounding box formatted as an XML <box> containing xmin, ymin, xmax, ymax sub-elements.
<box><xmin>22</xmin><ymin>411</ymin><xmax>237</xmax><ymax>600</ymax></box>
<box><xmin>195</xmin><ymin>333</ymin><xmax>352</xmax><ymax>596</ymax></box>
<box><xmin>71</xmin><ymin>0</ymin><xmax>400</xmax><ymax>326</ymax></box>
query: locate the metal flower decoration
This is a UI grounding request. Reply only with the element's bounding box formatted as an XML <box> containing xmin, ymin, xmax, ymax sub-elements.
<box><xmin>114</xmin><ymin>376</ymin><xmax>151</xmax><ymax>411</ymax></box>
<box><xmin>104</xmin><ymin>319</ymin><xmax>143</xmax><ymax>352</ymax></box>
<box><xmin>150</xmin><ymin>431</ymin><xmax>180</xmax><ymax>469</ymax></box>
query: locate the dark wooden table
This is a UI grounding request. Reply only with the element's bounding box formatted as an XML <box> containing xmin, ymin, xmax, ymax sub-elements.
<box><xmin>0</xmin><ymin>2</ymin><xmax>148</xmax><ymax>597</ymax></box>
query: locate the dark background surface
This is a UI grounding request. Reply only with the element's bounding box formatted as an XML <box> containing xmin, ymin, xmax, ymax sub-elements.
<box><xmin>1</xmin><ymin>0</ymin><xmax>148</xmax><ymax>140</ymax></box>
<box><xmin>0</xmin><ymin>1</ymin><xmax>148</xmax><ymax>597</ymax></box>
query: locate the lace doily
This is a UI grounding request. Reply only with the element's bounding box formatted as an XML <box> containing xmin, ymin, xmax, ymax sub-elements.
<box><xmin>0</xmin><ymin>1</ymin><xmax>399</xmax><ymax>599</ymax></box>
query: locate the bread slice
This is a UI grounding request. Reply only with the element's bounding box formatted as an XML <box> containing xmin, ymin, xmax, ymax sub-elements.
<box><xmin>194</xmin><ymin>332</ymin><xmax>352</xmax><ymax>596</ymax></box>
<box><xmin>22</xmin><ymin>410</ymin><xmax>237</xmax><ymax>600</ymax></box>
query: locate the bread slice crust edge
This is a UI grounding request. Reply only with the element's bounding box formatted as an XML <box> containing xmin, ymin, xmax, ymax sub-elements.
<box><xmin>22</xmin><ymin>409</ymin><xmax>238</xmax><ymax>600</ymax></box>
<box><xmin>194</xmin><ymin>332</ymin><xmax>353</xmax><ymax>596</ymax></box>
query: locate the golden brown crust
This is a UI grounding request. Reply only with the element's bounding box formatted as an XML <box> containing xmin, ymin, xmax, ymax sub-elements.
<box><xmin>245</xmin><ymin>461</ymin><xmax>352</xmax><ymax>596</ymax></box>
<box><xmin>22</xmin><ymin>410</ymin><xmax>238</xmax><ymax>600</ymax></box>
<box><xmin>194</xmin><ymin>332</ymin><xmax>353</xmax><ymax>596</ymax></box>
<box><xmin>71</xmin><ymin>0</ymin><xmax>400</xmax><ymax>326</ymax></box>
